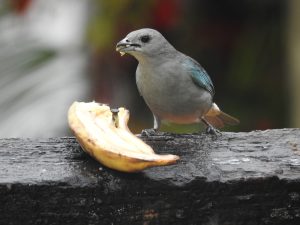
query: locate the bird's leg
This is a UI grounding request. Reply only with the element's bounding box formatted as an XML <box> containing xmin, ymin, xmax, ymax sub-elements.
<box><xmin>141</xmin><ymin>114</ymin><xmax>161</xmax><ymax>136</ymax></box>
<box><xmin>153</xmin><ymin>114</ymin><xmax>161</xmax><ymax>131</ymax></box>
<box><xmin>201</xmin><ymin>117</ymin><xmax>221</xmax><ymax>135</ymax></box>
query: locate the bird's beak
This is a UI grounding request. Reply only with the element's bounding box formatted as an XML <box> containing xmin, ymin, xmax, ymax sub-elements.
<box><xmin>116</xmin><ymin>38</ymin><xmax>141</xmax><ymax>56</ymax></box>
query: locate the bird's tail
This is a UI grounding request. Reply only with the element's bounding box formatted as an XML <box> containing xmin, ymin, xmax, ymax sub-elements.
<box><xmin>204</xmin><ymin>103</ymin><xmax>239</xmax><ymax>128</ymax></box>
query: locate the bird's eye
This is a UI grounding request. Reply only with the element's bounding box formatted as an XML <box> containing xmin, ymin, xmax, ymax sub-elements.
<box><xmin>140</xmin><ymin>35</ymin><xmax>151</xmax><ymax>43</ymax></box>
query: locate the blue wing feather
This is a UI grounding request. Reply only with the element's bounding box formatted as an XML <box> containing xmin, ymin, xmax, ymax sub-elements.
<box><xmin>183</xmin><ymin>56</ymin><xmax>215</xmax><ymax>96</ymax></box>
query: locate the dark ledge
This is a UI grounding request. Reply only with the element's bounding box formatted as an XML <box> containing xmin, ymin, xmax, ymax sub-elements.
<box><xmin>1</xmin><ymin>129</ymin><xmax>300</xmax><ymax>225</ymax></box>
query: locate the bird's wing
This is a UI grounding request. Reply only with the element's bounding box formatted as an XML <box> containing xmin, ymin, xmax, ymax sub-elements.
<box><xmin>183</xmin><ymin>56</ymin><xmax>215</xmax><ymax>96</ymax></box>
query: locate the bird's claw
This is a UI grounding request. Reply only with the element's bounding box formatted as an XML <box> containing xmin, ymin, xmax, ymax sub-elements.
<box><xmin>205</xmin><ymin>125</ymin><xmax>221</xmax><ymax>136</ymax></box>
<box><xmin>141</xmin><ymin>128</ymin><xmax>158</xmax><ymax>137</ymax></box>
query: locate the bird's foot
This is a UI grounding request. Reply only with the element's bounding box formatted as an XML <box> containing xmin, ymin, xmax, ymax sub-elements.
<box><xmin>201</xmin><ymin>117</ymin><xmax>222</xmax><ymax>136</ymax></box>
<box><xmin>205</xmin><ymin>125</ymin><xmax>221</xmax><ymax>136</ymax></box>
<box><xmin>141</xmin><ymin>128</ymin><xmax>158</xmax><ymax>137</ymax></box>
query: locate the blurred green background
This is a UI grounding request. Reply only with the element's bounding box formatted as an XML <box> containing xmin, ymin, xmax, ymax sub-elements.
<box><xmin>0</xmin><ymin>0</ymin><xmax>299</xmax><ymax>137</ymax></box>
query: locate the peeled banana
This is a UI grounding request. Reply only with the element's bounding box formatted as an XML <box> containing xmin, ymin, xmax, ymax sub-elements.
<box><xmin>68</xmin><ymin>102</ymin><xmax>179</xmax><ymax>172</ymax></box>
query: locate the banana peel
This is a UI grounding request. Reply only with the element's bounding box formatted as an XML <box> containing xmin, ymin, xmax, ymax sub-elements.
<box><xmin>68</xmin><ymin>102</ymin><xmax>179</xmax><ymax>172</ymax></box>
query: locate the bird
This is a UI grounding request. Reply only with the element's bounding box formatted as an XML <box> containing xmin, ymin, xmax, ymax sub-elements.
<box><xmin>116</xmin><ymin>28</ymin><xmax>239</xmax><ymax>134</ymax></box>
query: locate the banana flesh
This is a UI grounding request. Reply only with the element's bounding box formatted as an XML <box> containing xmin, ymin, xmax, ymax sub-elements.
<box><xmin>68</xmin><ymin>102</ymin><xmax>179</xmax><ymax>172</ymax></box>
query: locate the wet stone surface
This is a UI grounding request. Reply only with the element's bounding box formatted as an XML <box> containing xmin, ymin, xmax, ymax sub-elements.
<box><xmin>0</xmin><ymin>129</ymin><xmax>300</xmax><ymax>224</ymax></box>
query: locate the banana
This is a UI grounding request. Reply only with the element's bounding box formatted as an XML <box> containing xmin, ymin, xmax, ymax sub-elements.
<box><xmin>68</xmin><ymin>101</ymin><xmax>179</xmax><ymax>172</ymax></box>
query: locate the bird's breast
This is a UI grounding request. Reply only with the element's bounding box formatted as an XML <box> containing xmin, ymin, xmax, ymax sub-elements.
<box><xmin>136</xmin><ymin>62</ymin><xmax>213</xmax><ymax>123</ymax></box>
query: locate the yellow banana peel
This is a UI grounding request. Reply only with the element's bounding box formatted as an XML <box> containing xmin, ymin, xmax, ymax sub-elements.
<box><xmin>68</xmin><ymin>102</ymin><xmax>179</xmax><ymax>172</ymax></box>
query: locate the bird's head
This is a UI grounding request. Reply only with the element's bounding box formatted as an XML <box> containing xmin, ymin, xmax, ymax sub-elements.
<box><xmin>116</xmin><ymin>28</ymin><xmax>176</xmax><ymax>61</ymax></box>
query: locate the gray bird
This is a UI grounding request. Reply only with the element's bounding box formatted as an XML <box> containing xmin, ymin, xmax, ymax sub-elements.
<box><xmin>116</xmin><ymin>28</ymin><xmax>239</xmax><ymax>134</ymax></box>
